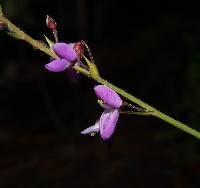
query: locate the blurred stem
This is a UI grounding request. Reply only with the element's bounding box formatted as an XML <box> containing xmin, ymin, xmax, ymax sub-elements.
<box><xmin>1</xmin><ymin>13</ymin><xmax>200</xmax><ymax>140</ymax></box>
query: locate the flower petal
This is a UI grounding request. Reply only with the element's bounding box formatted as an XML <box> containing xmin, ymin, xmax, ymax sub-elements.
<box><xmin>94</xmin><ymin>85</ymin><xmax>122</xmax><ymax>108</ymax></box>
<box><xmin>45</xmin><ymin>59</ymin><xmax>71</xmax><ymax>72</ymax></box>
<box><xmin>100</xmin><ymin>109</ymin><xmax>119</xmax><ymax>140</ymax></box>
<box><xmin>53</xmin><ymin>43</ymin><xmax>77</xmax><ymax>62</ymax></box>
<box><xmin>81</xmin><ymin>121</ymin><xmax>100</xmax><ymax>135</ymax></box>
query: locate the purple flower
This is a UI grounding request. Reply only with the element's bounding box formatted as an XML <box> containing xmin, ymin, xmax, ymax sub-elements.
<box><xmin>53</xmin><ymin>43</ymin><xmax>76</xmax><ymax>62</ymax></box>
<box><xmin>45</xmin><ymin>43</ymin><xmax>77</xmax><ymax>72</ymax></box>
<box><xmin>81</xmin><ymin>85</ymin><xmax>122</xmax><ymax>140</ymax></box>
<box><xmin>45</xmin><ymin>59</ymin><xmax>71</xmax><ymax>72</ymax></box>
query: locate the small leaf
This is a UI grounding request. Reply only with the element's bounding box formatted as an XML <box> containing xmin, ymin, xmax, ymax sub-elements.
<box><xmin>44</xmin><ymin>35</ymin><xmax>54</xmax><ymax>47</ymax></box>
<box><xmin>82</xmin><ymin>55</ymin><xmax>99</xmax><ymax>79</ymax></box>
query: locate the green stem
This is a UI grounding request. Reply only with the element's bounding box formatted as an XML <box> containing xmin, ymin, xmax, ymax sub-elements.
<box><xmin>1</xmin><ymin>13</ymin><xmax>200</xmax><ymax>139</ymax></box>
<box><xmin>96</xmin><ymin>78</ymin><xmax>200</xmax><ymax>139</ymax></box>
<box><xmin>0</xmin><ymin>15</ymin><xmax>57</xmax><ymax>58</ymax></box>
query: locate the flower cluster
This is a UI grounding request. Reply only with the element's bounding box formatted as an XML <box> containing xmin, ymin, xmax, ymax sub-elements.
<box><xmin>45</xmin><ymin>43</ymin><xmax>122</xmax><ymax>140</ymax></box>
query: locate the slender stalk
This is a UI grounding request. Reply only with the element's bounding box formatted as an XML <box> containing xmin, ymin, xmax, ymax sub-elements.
<box><xmin>0</xmin><ymin>16</ymin><xmax>57</xmax><ymax>58</ymax></box>
<box><xmin>96</xmin><ymin>78</ymin><xmax>200</xmax><ymax>139</ymax></box>
<box><xmin>1</xmin><ymin>13</ymin><xmax>200</xmax><ymax>139</ymax></box>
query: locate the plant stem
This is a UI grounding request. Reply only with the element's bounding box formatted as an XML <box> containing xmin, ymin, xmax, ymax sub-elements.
<box><xmin>0</xmin><ymin>15</ymin><xmax>57</xmax><ymax>58</ymax></box>
<box><xmin>96</xmin><ymin>78</ymin><xmax>200</xmax><ymax>139</ymax></box>
<box><xmin>1</xmin><ymin>14</ymin><xmax>200</xmax><ymax>139</ymax></box>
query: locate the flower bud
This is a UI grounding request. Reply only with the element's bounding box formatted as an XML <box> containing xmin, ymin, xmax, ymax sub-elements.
<box><xmin>46</xmin><ymin>15</ymin><xmax>57</xmax><ymax>30</ymax></box>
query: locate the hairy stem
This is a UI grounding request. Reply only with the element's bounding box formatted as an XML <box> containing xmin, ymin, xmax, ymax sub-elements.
<box><xmin>1</xmin><ymin>13</ymin><xmax>200</xmax><ymax>139</ymax></box>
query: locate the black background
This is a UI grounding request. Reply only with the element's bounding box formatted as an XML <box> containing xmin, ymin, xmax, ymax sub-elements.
<box><xmin>1</xmin><ymin>1</ymin><xmax>200</xmax><ymax>187</ymax></box>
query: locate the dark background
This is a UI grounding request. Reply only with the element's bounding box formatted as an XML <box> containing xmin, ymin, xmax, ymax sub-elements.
<box><xmin>0</xmin><ymin>1</ymin><xmax>200</xmax><ymax>187</ymax></box>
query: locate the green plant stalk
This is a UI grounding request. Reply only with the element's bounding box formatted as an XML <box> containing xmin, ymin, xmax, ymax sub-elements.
<box><xmin>1</xmin><ymin>13</ymin><xmax>200</xmax><ymax>139</ymax></box>
<box><xmin>0</xmin><ymin>15</ymin><xmax>57</xmax><ymax>58</ymax></box>
<box><xmin>96</xmin><ymin>78</ymin><xmax>200</xmax><ymax>139</ymax></box>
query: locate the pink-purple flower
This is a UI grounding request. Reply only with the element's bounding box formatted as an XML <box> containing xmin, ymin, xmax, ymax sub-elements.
<box><xmin>45</xmin><ymin>42</ymin><xmax>77</xmax><ymax>72</ymax></box>
<box><xmin>81</xmin><ymin>85</ymin><xmax>122</xmax><ymax>140</ymax></box>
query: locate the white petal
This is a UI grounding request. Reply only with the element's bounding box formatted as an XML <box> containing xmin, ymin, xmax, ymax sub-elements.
<box><xmin>81</xmin><ymin>121</ymin><xmax>100</xmax><ymax>135</ymax></box>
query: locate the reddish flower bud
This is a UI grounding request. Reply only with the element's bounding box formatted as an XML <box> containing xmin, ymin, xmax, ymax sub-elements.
<box><xmin>73</xmin><ymin>41</ymin><xmax>84</xmax><ymax>58</ymax></box>
<box><xmin>46</xmin><ymin>15</ymin><xmax>57</xmax><ymax>30</ymax></box>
